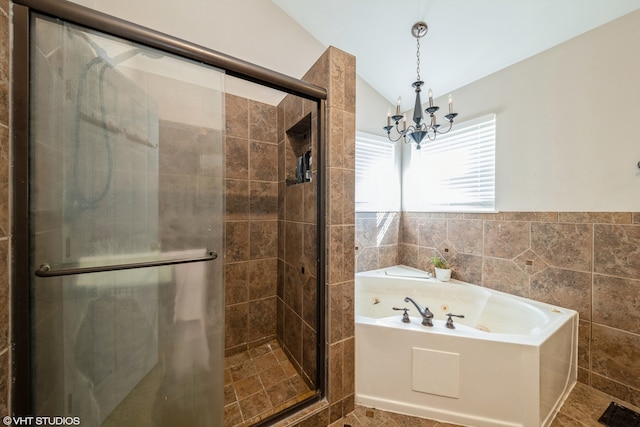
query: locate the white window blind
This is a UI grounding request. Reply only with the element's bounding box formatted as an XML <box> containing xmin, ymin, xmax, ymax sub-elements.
<box><xmin>355</xmin><ymin>131</ymin><xmax>400</xmax><ymax>212</ymax></box>
<box><xmin>403</xmin><ymin>114</ymin><xmax>496</xmax><ymax>212</ymax></box>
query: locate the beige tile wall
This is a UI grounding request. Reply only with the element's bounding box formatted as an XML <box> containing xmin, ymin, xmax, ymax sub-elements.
<box><xmin>355</xmin><ymin>211</ymin><xmax>640</xmax><ymax>408</ymax></box>
<box><xmin>1</xmin><ymin>0</ymin><xmax>9</xmax><ymax>414</ymax></box>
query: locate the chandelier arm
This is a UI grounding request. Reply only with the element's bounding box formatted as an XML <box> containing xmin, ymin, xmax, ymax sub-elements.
<box><xmin>434</xmin><ymin>120</ymin><xmax>454</xmax><ymax>135</ymax></box>
<box><xmin>385</xmin><ymin>124</ymin><xmax>418</xmax><ymax>143</ymax></box>
<box><xmin>386</xmin><ymin>132</ymin><xmax>405</xmax><ymax>143</ymax></box>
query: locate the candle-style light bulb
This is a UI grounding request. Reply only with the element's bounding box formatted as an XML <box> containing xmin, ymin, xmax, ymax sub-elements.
<box><xmin>428</xmin><ymin>89</ymin><xmax>433</xmax><ymax>107</ymax></box>
<box><xmin>402</xmin><ymin>114</ymin><xmax>407</xmax><ymax>131</ymax></box>
<box><xmin>448</xmin><ymin>94</ymin><xmax>453</xmax><ymax>114</ymax></box>
<box><xmin>387</xmin><ymin>109</ymin><xmax>391</xmax><ymax>126</ymax></box>
<box><xmin>396</xmin><ymin>97</ymin><xmax>402</xmax><ymax>115</ymax></box>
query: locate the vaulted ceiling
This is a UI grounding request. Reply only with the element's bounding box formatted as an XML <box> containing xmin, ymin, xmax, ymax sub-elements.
<box><xmin>271</xmin><ymin>0</ymin><xmax>640</xmax><ymax>105</ymax></box>
<box><xmin>73</xmin><ymin>0</ymin><xmax>640</xmax><ymax>107</ymax></box>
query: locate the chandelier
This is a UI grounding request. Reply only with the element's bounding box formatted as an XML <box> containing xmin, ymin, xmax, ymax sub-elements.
<box><xmin>384</xmin><ymin>22</ymin><xmax>458</xmax><ymax>149</ymax></box>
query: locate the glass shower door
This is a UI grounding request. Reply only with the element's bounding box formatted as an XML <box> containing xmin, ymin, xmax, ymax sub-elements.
<box><xmin>29</xmin><ymin>14</ymin><xmax>224</xmax><ymax>426</ymax></box>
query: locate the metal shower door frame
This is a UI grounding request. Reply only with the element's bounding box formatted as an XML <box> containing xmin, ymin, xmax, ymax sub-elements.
<box><xmin>11</xmin><ymin>0</ymin><xmax>328</xmax><ymax>419</ymax></box>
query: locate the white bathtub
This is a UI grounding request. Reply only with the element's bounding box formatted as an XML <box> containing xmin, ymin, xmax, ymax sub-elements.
<box><xmin>355</xmin><ymin>265</ymin><xmax>578</xmax><ymax>427</ymax></box>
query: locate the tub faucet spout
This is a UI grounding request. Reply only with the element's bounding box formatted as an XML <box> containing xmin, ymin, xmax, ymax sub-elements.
<box><xmin>404</xmin><ymin>297</ymin><xmax>434</xmax><ymax>327</ymax></box>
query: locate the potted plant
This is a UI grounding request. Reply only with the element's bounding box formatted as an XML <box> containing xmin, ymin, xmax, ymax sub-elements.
<box><xmin>431</xmin><ymin>256</ymin><xmax>452</xmax><ymax>282</ymax></box>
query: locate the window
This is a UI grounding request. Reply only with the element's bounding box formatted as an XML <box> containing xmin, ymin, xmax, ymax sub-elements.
<box><xmin>355</xmin><ymin>131</ymin><xmax>400</xmax><ymax>212</ymax></box>
<box><xmin>402</xmin><ymin>114</ymin><xmax>496</xmax><ymax>212</ymax></box>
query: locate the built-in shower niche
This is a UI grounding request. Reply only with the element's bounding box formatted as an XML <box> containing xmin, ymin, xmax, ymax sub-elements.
<box><xmin>285</xmin><ymin>113</ymin><xmax>312</xmax><ymax>186</ymax></box>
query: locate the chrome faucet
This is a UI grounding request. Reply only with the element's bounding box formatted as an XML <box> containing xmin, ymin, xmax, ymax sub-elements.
<box><xmin>404</xmin><ymin>297</ymin><xmax>434</xmax><ymax>327</ymax></box>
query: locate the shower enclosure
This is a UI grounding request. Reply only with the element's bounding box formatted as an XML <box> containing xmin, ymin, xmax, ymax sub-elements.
<box><xmin>223</xmin><ymin>82</ymin><xmax>324</xmax><ymax>425</ymax></box>
<box><xmin>12</xmin><ymin>1</ymin><xmax>327</xmax><ymax>426</ymax></box>
<box><xmin>23</xmin><ymin>11</ymin><xmax>225</xmax><ymax>427</ymax></box>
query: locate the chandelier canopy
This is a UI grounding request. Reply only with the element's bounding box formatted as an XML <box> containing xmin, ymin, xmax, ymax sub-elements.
<box><xmin>384</xmin><ymin>22</ymin><xmax>458</xmax><ymax>149</ymax></box>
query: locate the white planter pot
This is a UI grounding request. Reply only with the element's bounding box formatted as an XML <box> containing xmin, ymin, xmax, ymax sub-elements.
<box><xmin>435</xmin><ymin>267</ymin><xmax>452</xmax><ymax>282</ymax></box>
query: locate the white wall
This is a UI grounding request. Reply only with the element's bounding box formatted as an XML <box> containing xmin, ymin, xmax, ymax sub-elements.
<box><xmin>355</xmin><ymin>76</ymin><xmax>395</xmax><ymax>137</ymax></box>
<box><xmin>68</xmin><ymin>0</ymin><xmax>394</xmax><ymax>116</ymax></box>
<box><xmin>432</xmin><ymin>10</ymin><xmax>640</xmax><ymax>212</ymax></box>
<box><xmin>72</xmin><ymin>0</ymin><xmax>326</xmax><ymax>77</ymax></box>
<box><xmin>64</xmin><ymin>1</ymin><xmax>640</xmax><ymax>211</ymax></box>
<box><xmin>66</xmin><ymin>0</ymin><xmax>327</xmax><ymax>105</ymax></box>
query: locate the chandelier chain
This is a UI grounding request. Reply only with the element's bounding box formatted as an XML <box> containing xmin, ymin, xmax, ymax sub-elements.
<box><xmin>416</xmin><ymin>37</ymin><xmax>421</xmax><ymax>81</ymax></box>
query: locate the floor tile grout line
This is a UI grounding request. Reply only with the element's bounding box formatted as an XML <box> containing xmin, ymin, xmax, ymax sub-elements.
<box><xmin>225</xmin><ymin>340</ymin><xmax>314</xmax><ymax>426</ymax></box>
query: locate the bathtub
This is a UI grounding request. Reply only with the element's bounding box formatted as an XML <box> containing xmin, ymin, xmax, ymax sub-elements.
<box><xmin>355</xmin><ymin>265</ymin><xmax>578</xmax><ymax>427</ymax></box>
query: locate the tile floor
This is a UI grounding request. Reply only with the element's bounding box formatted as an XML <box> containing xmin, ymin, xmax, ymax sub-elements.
<box><xmin>224</xmin><ymin>339</ymin><xmax>316</xmax><ymax>426</ymax></box>
<box><xmin>328</xmin><ymin>382</ymin><xmax>640</xmax><ymax>427</ymax></box>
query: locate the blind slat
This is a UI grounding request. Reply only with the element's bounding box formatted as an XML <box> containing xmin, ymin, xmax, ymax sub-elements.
<box><xmin>404</xmin><ymin>114</ymin><xmax>496</xmax><ymax>212</ymax></box>
<box><xmin>355</xmin><ymin>131</ymin><xmax>400</xmax><ymax>212</ymax></box>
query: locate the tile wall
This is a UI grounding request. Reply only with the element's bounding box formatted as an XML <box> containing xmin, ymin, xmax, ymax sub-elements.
<box><xmin>287</xmin><ymin>47</ymin><xmax>356</xmax><ymax>426</ymax></box>
<box><xmin>225</xmin><ymin>46</ymin><xmax>357</xmax><ymax>426</ymax></box>
<box><xmin>277</xmin><ymin>93</ymin><xmax>319</xmax><ymax>387</ymax></box>
<box><xmin>1</xmin><ymin>0</ymin><xmax>10</xmax><ymax>413</ymax></box>
<box><xmin>220</xmin><ymin>46</ymin><xmax>360</xmax><ymax>426</ymax></box>
<box><xmin>355</xmin><ymin>211</ymin><xmax>640</xmax><ymax>408</ymax></box>
<box><xmin>355</xmin><ymin>212</ymin><xmax>400</xmax><ymax>272</ymax></box>
<box><xmin>224</xmin><ymin>94</ymin><xmax>280</xmax><ymax>355</ymax></box>
<box><xmin>224</xmin><ymin>88</ymin><xmax>321</xmax><ymax>390</ymax></box>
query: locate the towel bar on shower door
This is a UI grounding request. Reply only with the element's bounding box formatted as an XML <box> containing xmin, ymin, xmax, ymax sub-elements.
<box><xmin>34</xmin><ymin>250</ymin><xmax>217</xmax><ymax>278</ymax></box>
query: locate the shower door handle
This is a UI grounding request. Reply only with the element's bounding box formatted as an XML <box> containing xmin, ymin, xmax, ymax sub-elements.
<box><xmin>35</xmin><ymin>250</ymin><xmax>217</xmax><ymax>278</ymax></box>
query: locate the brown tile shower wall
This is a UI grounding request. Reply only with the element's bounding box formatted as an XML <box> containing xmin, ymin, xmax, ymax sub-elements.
<box><xmin>224</xmin><ymin>94</ymin><xmax>280</xmax><ymax>355</ymax></box>
<box><xmin>276</xmin><ymin>93</ymin><xmax>319</xmax><ymax>388</ymax></box>
<box><xmin>224</xmin><ymin>90</ymin><xmax>320</xmax><ymax>393</ymax></box>
<box><xmin>356</xmin><ymin>211</ymin><xmax>640</xmax><ymax>408</ymax></box>
<box><xmin>1</xmin><ymin>0</ymin><xmax>10</xmax><ymax>413</ymax></box>
<box><xmin>224</xmin><ymin>46</ymin><xmax>357</xmax><ymax>426</ymax></box>
<box><xmin>299</xmin><ymin>47</ymin><xmax>356</xmax><ymax>425</ymax></box>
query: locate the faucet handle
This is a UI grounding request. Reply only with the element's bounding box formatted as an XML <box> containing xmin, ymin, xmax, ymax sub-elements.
<box><xmin>393</xmin><ymin>307</ymin><xmax>411</xmax><ymax>323</ymax></box>
<box><xmin>445</xmin><ymin>313</ymin><xmax>465</xmax><ymax>329</ymax></box>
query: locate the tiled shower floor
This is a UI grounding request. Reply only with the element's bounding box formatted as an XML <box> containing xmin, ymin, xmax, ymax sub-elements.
<box><xmin>224</xmin><ymin>339</ymin><xmax>316</xmax><ymax>426</ymax></box>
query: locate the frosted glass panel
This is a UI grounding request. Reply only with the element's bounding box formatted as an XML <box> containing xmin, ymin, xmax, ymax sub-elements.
<box><xmin>29</xmin><ymin>14</ymin><xmax>224</xmax><ymax>426</ymax></box>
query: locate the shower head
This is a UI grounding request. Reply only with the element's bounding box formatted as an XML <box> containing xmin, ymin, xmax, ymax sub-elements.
<box><xmin>141</xmin><ymin>50</ymin><xmax>164</xmax><ymax>59</ymax></box>
<box><xmin>105</xmin><ymin>48</ymin><xmax>165</xmax><ymax>67</ymax></box>
<box><xmin>108</xmin><ymin>48</ymin><xmax>143</xmax><ymax>66</ymax></box>
<box><xmin>71</xmin><ymin>26</ymin><xmax>165</xmax><ymax>67</ymax></box>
